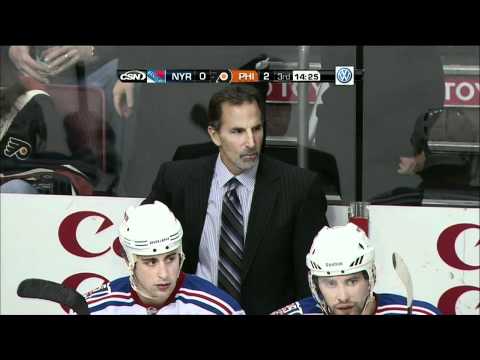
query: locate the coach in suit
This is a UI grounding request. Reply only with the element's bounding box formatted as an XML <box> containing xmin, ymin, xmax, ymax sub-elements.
<box><xmin>143</xmin><ymin>85</ymin><xmax>328</xmax><ymax>314</ymax></box>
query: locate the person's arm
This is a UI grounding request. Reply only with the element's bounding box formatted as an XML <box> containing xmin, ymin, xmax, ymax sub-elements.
<box><xmin>113</xmin><ymin>81</ymin><xmax>135</xmax><ymax>118</ymax></box>
<box><xmin>113</xmin><ymin>46</ymin><xmax>145</xmax><ymax>118</ymax></box>
<box><xmin>114</xmin><ymin>46</ymin><xmax>142</xmax><ymax>118</ymax></box>
<box><xmin>293</xmin><ymin>175</ymin><xmax>328</xmax><ymax>298</ymax></box>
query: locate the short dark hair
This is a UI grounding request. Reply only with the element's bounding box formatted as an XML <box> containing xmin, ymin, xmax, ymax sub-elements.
<box><xmin>361</xmin><ymin>270</ymin><xmax>369</xmax><ymax>281</ymax></box>
<box><xmin>207</xmin><ymin>85</ymin><xmax>264</xmax><ymax>130</ymax></box>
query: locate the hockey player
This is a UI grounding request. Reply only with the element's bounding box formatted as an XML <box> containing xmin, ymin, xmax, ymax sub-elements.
<box><xmin>84</xmin><ymin>201</ymin><xmax>245</xmax><ymax>314</ymax></box>
<box><xmin>272</xmin><ymin>223</ymin><xmax>441</xmax><ymax>315</ymax></box>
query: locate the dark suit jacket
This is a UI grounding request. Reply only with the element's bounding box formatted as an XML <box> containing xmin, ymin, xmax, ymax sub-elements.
<box><xmin>173</xmin><ymin>141</ymin><xmax>341</xmax><ymax>196</ymax></box>
<box><xmin>143</xmin><ymin>154</ymin><xmax>328</xmax><ymax>314</ymax></box>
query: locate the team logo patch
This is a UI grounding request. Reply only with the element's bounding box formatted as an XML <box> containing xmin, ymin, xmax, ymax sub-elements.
<box><xmin>271</xmin><ymin>302</ymin><xmax>302</xmax><ymax>315</ymax></box>
<box><xmin>3</xmin><ymin>137</ymin><xmax>32</xmax><ymax>160</ymax></box>
<box><xmin>84</xmin><ymin>282</ymin><xmax>110</xmax><ymax>297</ymax></box>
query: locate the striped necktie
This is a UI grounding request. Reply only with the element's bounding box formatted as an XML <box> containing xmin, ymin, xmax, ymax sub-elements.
<box><xmin>218</xmin><ymin>177</ymin><xmax>244</xmax><ymax>302</ymax></box>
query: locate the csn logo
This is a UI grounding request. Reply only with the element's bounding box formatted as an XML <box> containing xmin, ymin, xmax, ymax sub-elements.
<box><xmin>118</xmin><ymin>69</ymin><xmax>147</xmax><ymax>83</ymax></box>
<box><xmin>335</xmin><ymin>66</ymin><xmax>354</xmax><ymax>86</ymax></box>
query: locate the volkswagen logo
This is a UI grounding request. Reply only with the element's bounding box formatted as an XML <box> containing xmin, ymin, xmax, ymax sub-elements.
<box><xmin>335</xmin><ymin>66</ymin><xmax>354</xmax><ymax>85</ymax></box>
<box><xmin>336</xmin><ymin>67</ymin><xmax>353</xmax><ymax>83</ymax></box>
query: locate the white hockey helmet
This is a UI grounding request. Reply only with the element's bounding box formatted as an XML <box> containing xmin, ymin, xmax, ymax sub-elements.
<box><xmin>119</xmin><ymin>201</ymin><xmax>184</xmax><ymax>275</ymax></box>
<box><xmin>306</xmin><ymin>223</ymin><xmax>376</xmax><ymax>313</ymax></box>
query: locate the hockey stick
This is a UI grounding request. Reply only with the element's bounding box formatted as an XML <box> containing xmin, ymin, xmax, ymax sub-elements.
<box><xmin>392</xmin><ymin>253</ymin><xmax>413</xmax><ymax>314</ymax></box>
<box><xmin>17</xmin><ymin>278</ymin><xmax>90</xmax><ymax>315</ymax></box>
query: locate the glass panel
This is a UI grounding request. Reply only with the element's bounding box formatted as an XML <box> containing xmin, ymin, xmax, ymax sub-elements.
<box><xmin>365</xmin><ymin>46</ymin><xmax>479</xmax><ymax>207</ymax></box>
<box><xmin>1</xmin><ymin>45</ymin><xmax>358</xmax><ymax>203</ymax></box>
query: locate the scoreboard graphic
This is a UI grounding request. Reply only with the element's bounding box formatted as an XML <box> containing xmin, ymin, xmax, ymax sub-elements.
<box><xmin>118</xmin><ymin>68</ymin><xmax>361</xmax><ymax>85</ymax></box>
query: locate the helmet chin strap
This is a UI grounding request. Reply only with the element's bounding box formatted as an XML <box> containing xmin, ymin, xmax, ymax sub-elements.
<box><xmin>128</xmin><ymin>259</ymin><xmax>161</xmax><ymax>302</ymax></box>
<box><xmin>360</xmin><ymin>287</ymin><xmax>376</xmax><ymax>315</ymax></box>
<box><xmin>129</xmin><ymin>275</ymin><xmax>160</xmax><ymax>301</ymax></box>
<box><xmin>323</xmin><ymin>303</ymin><xmax>333</xmax><ymax>315</ymax></box>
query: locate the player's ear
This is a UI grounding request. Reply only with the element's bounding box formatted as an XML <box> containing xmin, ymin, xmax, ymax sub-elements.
<box><xmin>208</xmin><ymin>126</ymin><xmax>221</xmax><ymax>147</ymax></box>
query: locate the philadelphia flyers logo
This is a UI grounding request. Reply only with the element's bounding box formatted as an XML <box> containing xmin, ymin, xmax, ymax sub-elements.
<box><xmin>3</xmin><ymin>137</ymin><xmax>32</xmax><ymax>160</ymax></box>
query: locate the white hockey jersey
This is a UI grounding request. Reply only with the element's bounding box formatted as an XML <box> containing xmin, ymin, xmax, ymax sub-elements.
<box><xmin>271</xmin><ymin>293</ymin><xmax>442</xmax><ymax>315</ymax></box>
<box><xmin>84</xmin><ymin>272</ymin><xmax>245</xmax><ymax>315</ymax></box>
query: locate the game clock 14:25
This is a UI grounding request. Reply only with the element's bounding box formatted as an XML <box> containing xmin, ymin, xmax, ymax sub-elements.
<box><xmin>292</xmin><ymin>70</ymin><xmax>321</xmax><ymax>82</ymax></box>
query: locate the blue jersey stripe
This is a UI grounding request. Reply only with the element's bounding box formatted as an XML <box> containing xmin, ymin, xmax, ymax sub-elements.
<box><xmin>176</xmin><ymin>295</ymin><xmax>224</xmax><ymax>314</ymax></box>
<box><xmin>89</xmin><ymin>300</ymin><xmax>135</xmax><ymax>313</ymax></box>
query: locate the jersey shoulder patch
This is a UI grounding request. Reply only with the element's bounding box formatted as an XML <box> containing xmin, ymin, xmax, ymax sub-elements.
<box><xmin>272</xmin><ymin>297</ymin><xmax>322</xmax><ymax>315</ymax></box>
<box><xmin>271</xmin><ymin>301</ymin><xmax>304</xmax><ymax>315</ymax></box>
<box><xmin>85</xmin><ymin>277</ymin><xmax>134</xmax><ymax>313</ymax></box>
<box><xmin>84</xmin><ymin>282</ymin><xmax>110</xmax><ymax>298</ymax></box>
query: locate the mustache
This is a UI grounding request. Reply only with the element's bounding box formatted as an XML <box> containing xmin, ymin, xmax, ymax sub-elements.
<box><xmin>334</xmin><ymin>303</ymin><xmax>359</xmax><ymax>312</ymax></box>
<box><xmin>240</xmin><ymin>152</ymin><xmax>258</xmax><ymax>157</ymax></box>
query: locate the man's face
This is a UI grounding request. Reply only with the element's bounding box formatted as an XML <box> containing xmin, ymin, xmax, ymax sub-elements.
<box><xmin>317</xmin><ymin>272</ymin><xmax>371</xmax><ymax>315</ymax></box>
<box><xmin>133</xmin><ymin>250</ymin><xmax>181</xmax><ymax>306</ymax></box>
<box><xmin>208</xmin><ymin>101</ymin><xmax>263</xmax><ymax>175</ymax></box>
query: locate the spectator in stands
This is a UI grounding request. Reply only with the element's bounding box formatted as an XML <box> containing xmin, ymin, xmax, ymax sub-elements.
<box><xmin>0</xmin><ymin>81</ymin><xmax>97</xmax><ymax>195</ymax></box>
<box><xmin>7</xmin><ymin>46</ymin><xmax>122</xmax><ymax>193</ymax></box>
<box><xmin>370</xmin><ymin>108</ymin><xmax>478</xmax><ymax>205</ymax></box>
